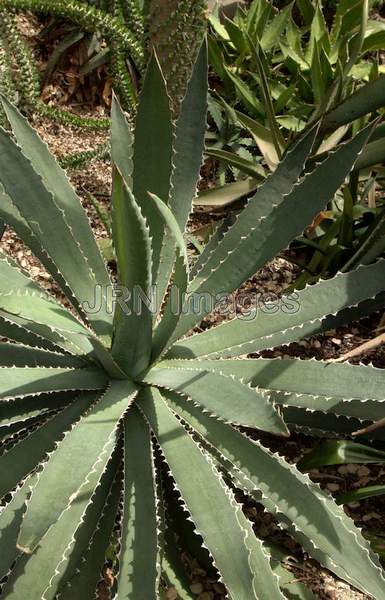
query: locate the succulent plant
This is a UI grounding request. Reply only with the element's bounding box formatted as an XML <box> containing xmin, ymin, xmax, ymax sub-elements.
<box><xmin>1</xmin><ymin>42</ymin><xmax>385</xmax><ymax>599</ymax></box>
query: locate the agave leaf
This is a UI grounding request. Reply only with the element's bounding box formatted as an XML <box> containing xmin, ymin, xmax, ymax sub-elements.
<box><xmin>162</xmin><ymin>356</ymin><xmax>385</xmax><ymax>394</ymax></box>
<box><xmin>148</xmin><ymin>191</ymin><xmax>189</xmax><ymax>358</ymax></box>
<box><xmin>189</xmin><ymin>123</ymin><xmax>319</xmax><ymax>290</ymax></box>
<box><xmin>0</xmin><ymin>309</ymin><xmax>95</xmax><ymax>357</ymax></box>
<box><xmin>144</xmin><ymin>366</ymin><xmax>288</xmax><ymax>434</ymax></box>
<box><xmin>354</xmin><ymin>136</ymin><xmax>385</xmax><ymax>171</ymax></box>
<box><xmin>0</xmin><ymin>310</ymin><xmax>60</xmax><ymax>352</ymax></box>
<box><xmin>169</xmin><ymin>40</ymin><xmax>208</xmax><ymax>234</ymax></box>
<box><xmin>58</xmin><ymin>464</ymin><xmax>121</xmax><ymax>600</ymax></box>
<box><xmin>0</xmin><ymin>342</ymin><xmax>85</xmax><ymax>368</ymax></box>
<box><xmin>0</xmin><ymin>189</ymin><xmax>83</xmax><ymax>315</ymax></box>
<box><xmin>0</xmin><ymin>95</ymin><xmax>112</xmax><ymax>307</ymax></box>
<box><xmin>177</xmin><ymin>124</ymin><xmax>374</xmax><ymax>340</ymax></box>
<box><xmin>266</xmin><ymin>543</ymin><xmax>316</xmax><ymax>600</ymax></box>
<box><xmin>116</xmin><ymin>405</ymin><xmax>159</xmax><ymax>599</ymax></box>
<box><xmin>0</xmin><ymin>393</ymin><xmax>73</xmax><ymax>428</ymax></box>
<box><xmin>148</xmin><ymin>193</ymin><xmax>188</xmax><ymax>266</ymax></box>
<box><xmin>0</xmin><ymin>392</ymin><xmax>98</xmax><ymax>500</ymax></box>
<box><xmin>132</xmin><ymin>53</ymin><xmax>173</xmax><ymax>287</ymax></box>
<box><xmin>160</xmin><ymin>358</ymin><xmax>385</xmax><ymax>426</ymax></box>
<box><xmin>164</xmin><ymin>392</ymin><xmax>385</xmax><ymax>600</ymax></box>
<box><xmin>1</xmin><ymin>439</ymin><xmax>117</xmax><ymax>600</ymax></box>
<box><xmin>111</xmin><ymin>94</ymin><xmax>133</xmax><ymax>188</ymax></box>
<box><xmin>152</xmin><ymin>254</ymin><xmax>188</xmax><ymax>362</ymax></box>
<box><xmin>281</xmin><ymin>408</ymin><xmax>364</xmax><ymax>440</ymax></box>
<box><xmin>17</xmin><ymin>380</ymin><xmax>137</xmax><ymax>553</ymax></box>
<box><xmin>0</xmin><ymin>473</ymin><xmax>37</xmax><ymax>580</ymax></box>
<box><xmin>139</xmin><ymin>387</ymin><xmax>284</xmax><ymax>600</ymax></box>
<box><xmin>168</xmin><ymin>259</ymin><xmax>385</xmax><ymax>359</ymax></box>
<box><xmin>189</xmin><ymin>216</ymin><xmax>235</xmax><ymax>279</ymax></box>
<box><xmin>0</xmin><ymin>129</ymin><xmax>112</xmax><ymax>340</ymax></box>
<box><xmin>0</xmin><ymin>366</ymin><xmax>106</xmax><ymax>401</ymax></box>
<box><xmin>0</xmin><ymin>252</ymin><xmax>93</xmax><ymax>337</ymax></box>
<box><xmin>111</xmin><ymin>172</ymin><xmax>152</xmax><ymax>378</ymax></box>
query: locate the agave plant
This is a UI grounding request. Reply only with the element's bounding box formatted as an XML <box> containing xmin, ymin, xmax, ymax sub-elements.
<box><xmin>1</xmin><ymin>41</ymin><xmax>385</xmax><ymax>599</ymax></box>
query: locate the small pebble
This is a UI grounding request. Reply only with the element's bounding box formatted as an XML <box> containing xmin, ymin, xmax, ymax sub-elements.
<box><xmin>357</xmin><ymin>466</ymin><xmax>370</xmax><ymax>477</ymax></box>
<box><xmin>313</xmin><ymin>340</ymin><xmax>321</xmax><ymax>348</ymax></box>
<box><xmin>190</xmin><ymin>583</ymin><xmax>204</xmax><ymax>595</ymax></box>
<box><xmin>326</xmin><ymin>483</ymin><xmax>340</xmax><ymax>492</ymax></box>
<box><xmin>198</xmin><ymin>593</ymin><xmax>214</xmax><ymax>600</ymax></box>
<box><xmin>331</xmin><ymin>338</ymin><xmax>342</xmax><ymax>345</ymax></box>
<box><xmin>346</xmin><ymin>464</ymin><xmax>359</xmax><ymax>474</ymax></box>
<box><xmin>363</xmin><ymin>514</ymin><xmax>375</xmax><ymax>523</ymax></box>
<box><xmin>338</xmin><ymin>466</ymin><xmax>349</xmax><ymax>475</ymax></box>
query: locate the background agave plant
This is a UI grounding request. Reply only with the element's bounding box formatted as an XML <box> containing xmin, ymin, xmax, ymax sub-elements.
<box><xmin>1</xmin><ymin>41</ymin><xmax>385</xmax><ymax>599</ymax></box>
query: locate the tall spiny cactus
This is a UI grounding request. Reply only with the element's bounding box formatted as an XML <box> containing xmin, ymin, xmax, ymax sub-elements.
<box><xmin>148</xmin><ymin>0</ymin><xmax>208</xmax><ymax>109</ymax></box>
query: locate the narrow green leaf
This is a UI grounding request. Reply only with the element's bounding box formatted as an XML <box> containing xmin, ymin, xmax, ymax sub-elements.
<box><xmin>1</xmin><ymin>441</ymin><xmax>117</xmax><ymax>600</ymax></box>
<box><xmin>194</xmin><ymin>178</ymin><xmax>259</xmax><ymax>208</ymax></box>
<box><xmin>0</xmin><ymin>308</ymin><xmax>94</xmax><ymax>357</ymax></box>
<box><xmin>0</xmin><ymin>189</ymin><xmax>83</xmax><ymax>315</ymax></box>
<box><xmin>0</xmin><ymin>473</ymin><xmax>37</xmax><ymax>580</ymax></box>
<box><xmin>152</xmin><ymin>254</ymin><xmax>188</xmax><ymax>362</ymax></box>
<box><xmin>161</xmin><ymin>357</ymin><xmax>385</xmax><ymax>426</ymax></box>
<box><xmin>0</xmin><ymin>252</ymin><xmax>93</xmax><ymax>337</ymax></box>
<box><xmin>132</xmin><ymin>53</ymin><xmax>173</xmax><ymax>285</ymax></box>
<box><xmin>111</xmin><ymin>172</ymin><xmax>152</xmax><ymax>377</ymax></box>
<box><xmin>189</xmin><ymin>124</ymin><xmax>318</xmax><ymax>293</ymax></box>
<box><xmin>168</xmin><ymin>260</ymin><xmax>385</xmax><ymax>359</ymax></box>
<box><xmin>139</xmin><ymin>387</ymin><xmax>284</xmax><ymax>600</ymax></box>
<box><xmin>148</xmin><ymin>193</ymin><xmax>188</xmax><ymax>266</ymax></box>
<box><xmin>17</xmin><ymin>380</ymin><xmax>137</xmax><ymax>553</ymax></box>
<box><xmin>144</xmin><ymin>366</ymin><xmax>288</xmax><ymax>434</ymax></box>
<box><xmin>0</xmin><ymin>342</ymin><xmax>85</xmax><ymax>368</ymax></box>
<box><xmin>0</xmin><ymin>392</ymin><xmax>98</xmax><ymax>500</ymax></box>
<box><xmin>0</xmin><ymin>96</ymin><xmax>112</xmax><ymax>318</ymax></box>
<box><xmin>260</xmin><ymin>2</ymin><xmax>293</xmax><ymax>51</ymax></box>
<box><xmin>338</xmin><ymin>484</ymin><xmax>385</xmax><ymax>504</ymax></box>
<box><xmin>111</xmin><ymin>94</ymin><xmax>133</xmax><ymax>187</ymax></box>
<box><xmin>164</xmin><ymin>392</ymin><xmax>385</xmax><ymax>600</ymax></box>
<box><xmin>0</xmin><ymin>393</ymin><xmax>72</xmax><ymax>428</ymax></box>
<box><xmin>169</xmin><ymin>40</ymin><xmax>208</xmax><ymax>233</ymax></box>
<box><xmin>205</xmin><ymin>147</ymin><xmax>266</xmax><ymax>179</ymax></box>
<box><xmin>59</xmin><ymin>467</ymin><xmax>121</xmax><ymax>600</ymax></box>
<box><xmin>175</xmin><ymin>125</ymin><xmax>373</xmax><ymax>340</ymax></box>
<box><xmin>0</xmin><ymin>366</ymin><xmax>106</xmax><ymax>400</ymax></box>
<box><xmin>298</xmin><ymin>440</ymin><xmax>385</xmax><ymax>470</ymax></box>
<box><xmin>0</xmin><ymin>120</ymin><xmax>112</xmax><ymax>340</ymax></box>
<box><xmin>322</xmin><ymin>76</ymin><xmax>385</xmax><ymax>132</ymax></box>
<box><xmin>116</xmin><ymin>405</ymin><xmax>159</xmax><ymax>599</ymax></box>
